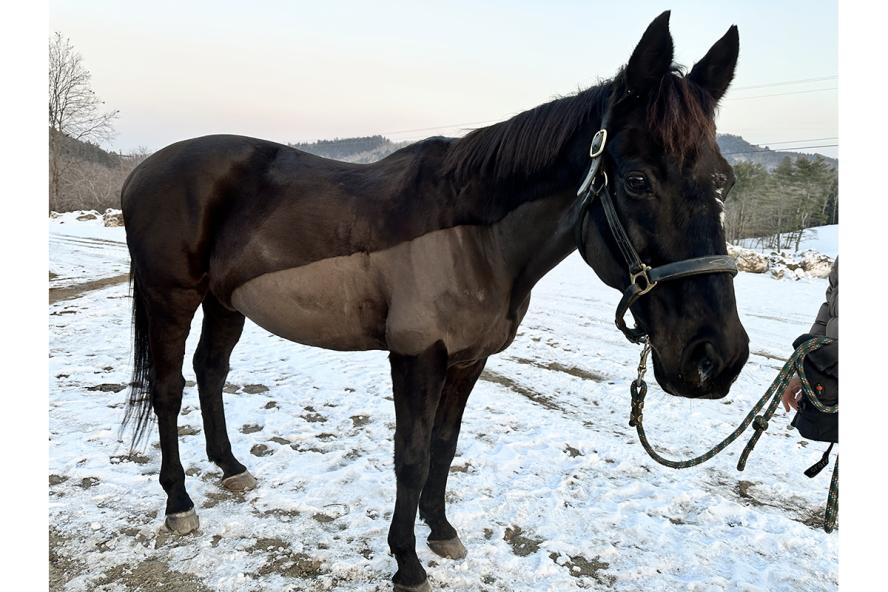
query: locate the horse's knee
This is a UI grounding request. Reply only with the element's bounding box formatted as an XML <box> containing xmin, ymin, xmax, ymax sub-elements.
<box><xmin>194</xmin><ymin>344</ymin><xmax>234</xmax><ymax>397</ymax></box>
<box><xmin>395</xmin><ymin>456</ymin><xmax>430</xmax><ymax>489</ymax></box>
<box><xmin>151</xmin><ymin>374</ymin><xmax>185</xmax><ymax>416</ymax></box>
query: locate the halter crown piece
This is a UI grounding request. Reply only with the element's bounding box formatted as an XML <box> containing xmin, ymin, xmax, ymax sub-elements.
<box><xmin>573</xmin><ymin>93</ymin><xmax>738</xmax><ymax>344</ymax></box>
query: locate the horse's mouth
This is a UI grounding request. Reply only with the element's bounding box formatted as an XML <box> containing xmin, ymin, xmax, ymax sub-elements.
<box><xmin>651</xmin><ymin>351</ymin><xmax>736</xmax><ymax>400</ymax></box>
<box><xmin>660</xmin><ymin>381</ymin><xmax>731</xmax><ymax>400</ymax></box>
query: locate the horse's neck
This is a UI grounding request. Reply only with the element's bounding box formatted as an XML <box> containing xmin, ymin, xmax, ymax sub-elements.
<box><xmin>492</xmin><ymin>187</ymin><xmax>582</xmax><ymax>317</ymax></box>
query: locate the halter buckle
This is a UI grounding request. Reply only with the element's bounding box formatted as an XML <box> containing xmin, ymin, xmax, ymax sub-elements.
<box><xmin>589</xmin><ymin>129</ymin><xmax>608</xmax><ymax>158</ymax></box>
<box><xmin>629</xmin><ymin>264</ymin><xmax>657</xmax><ymax>296</ymax></box>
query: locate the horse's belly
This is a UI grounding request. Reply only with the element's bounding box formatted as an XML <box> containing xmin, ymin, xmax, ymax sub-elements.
<box><xmin>230</xmin><ymin>255</ymin><xmax>387</xmax><ymax>351</ymax></box>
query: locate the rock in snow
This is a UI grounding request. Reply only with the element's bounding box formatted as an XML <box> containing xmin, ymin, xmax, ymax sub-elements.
<box><xmin>727</xmin><ymin>244</ymin><xmax>834</xmax><ymax>280</ymax></box>
<box><xmin>102</xmin><ymin>208</ymin><xmax>124</xmax><ymax>227</ymax></box>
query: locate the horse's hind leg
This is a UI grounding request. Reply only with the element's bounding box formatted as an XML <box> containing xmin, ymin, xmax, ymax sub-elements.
<box><xmin>143</xmin><ymin>287</ymin><xmax>204</xmax><ymax>535</ymax></box>
<box><xmin>419</xmin><ymin>358</ymin><xmax>486</xmax><ymax>560</ymax></box>
<box><xmin>388</xmin><ymin>342</ymin><xmax>449</xmax><ymax>592</ymax></box>
<box><xmin>193</xmin><ymin>294</ymin><xmax>255</xmax><ymax>491</ymax></box>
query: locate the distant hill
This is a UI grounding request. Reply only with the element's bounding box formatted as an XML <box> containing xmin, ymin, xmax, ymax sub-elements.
<box><xmin>290</xmin><ymin>135</ymin><xmax>413</xmax><ymax>164</ymax></box>
<box><xmin>290</xmin><ymin>132</ymin><xmax>838</xmax><ymax>170</ymax></box>
<box><xmin>716</xmin><ymin>134</ymin><xmax>837</xmax><ymax>171</ymax></box>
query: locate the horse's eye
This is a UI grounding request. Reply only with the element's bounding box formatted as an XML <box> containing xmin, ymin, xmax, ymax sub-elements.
<box><xmin>625</xmin><ymin>173</ymin><xmax>651</xmax><ymax>195</ymax></box>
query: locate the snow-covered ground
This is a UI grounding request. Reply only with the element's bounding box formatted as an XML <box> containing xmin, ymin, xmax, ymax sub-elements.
<box><xmin>48</xmin><ymin>217</ymin><xmax>838</xmax><ymax>592</ymax></box>
<box><xmin>49</xmin><ymin>211</ymin><xmax>128</xmax><ymax>289</ymax></box>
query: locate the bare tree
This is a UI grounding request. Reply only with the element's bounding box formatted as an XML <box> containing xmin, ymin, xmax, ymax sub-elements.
<box><xmin>48</xmin><ymin>32</ymin><xmax>119</xmax><ymax>206</ymax></box>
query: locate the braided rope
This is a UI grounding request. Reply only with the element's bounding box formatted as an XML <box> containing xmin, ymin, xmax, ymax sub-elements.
<box><xmin>628</xmin><ymin>335</ymin><xmax>837</xmax><ymax>531</ymax></box>
<box><xmin>824</xmin><ymin>458</ymin><xmax>838</xmax><ymax>533</ymax></box>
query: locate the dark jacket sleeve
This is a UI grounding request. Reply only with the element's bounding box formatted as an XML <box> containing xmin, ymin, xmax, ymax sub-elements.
<box><xmin>809</xmin><ymin>258</ymin><xmax>838</xmax><ymax>339</ymax></box>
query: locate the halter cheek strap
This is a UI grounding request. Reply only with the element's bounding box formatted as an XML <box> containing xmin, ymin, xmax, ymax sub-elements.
<box><xmin>573</xmin><ymin>102</ymin><xmax>738</xmax><ymax>344</ymax></box>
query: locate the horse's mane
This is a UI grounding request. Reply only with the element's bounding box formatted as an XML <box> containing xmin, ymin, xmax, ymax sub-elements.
<box><xmin>443</xmin><ymin>66</ymin><xmax>718</xmax><ymax>185</ymax></box>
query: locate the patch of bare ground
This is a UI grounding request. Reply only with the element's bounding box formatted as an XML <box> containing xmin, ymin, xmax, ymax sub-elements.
<box><xmin>251</xmin><ymin>443</ymin><xmax>273</xmax><ymax>457</ymax></box>
<box><xmin>480</xmin><ymin>370</ymin><xmax>563</xmax><ymax>411</ymax></box>
<box><xmin>201</xmin><ymin>488</ymin><xmax>241</xmax><ymax>509</ymax></box>
<box><xmin>510</xmin><ymin>356</ymin><xmax>607</xmax><ymax>382</ymax></box>
<box><xmin>549</xmin><ymin>552</ymin><xmax>615</xmax><ymax>586</ymax></box>
<box><xmin>724</xmin><ymin>478</ymin><xmax>835</xmax><ymax>530</ymax></box>
<box><xmin>248</xmin><ymin>537</ymin><xmax>326</xmax><ymax>578</ymax></box>
<box><xmin>350</xmin><ymin>414</ymin><xmax>371</xmax><ymax>428</ymax></box>
<box><xmin>564</xmin><ymin>444</ymin><xmax>583</xmax><ymax>457</ymax></box>
<box><xmin>302</xmin><ymin>406</ymin><xmax>327</xmax><ymax>423</ymax></box>
<box><xmin>92</xmin><ymin>560</ymin><xmax>213</xmax><ymax>592</ymax></box>
<box><xmin>242</xmin><ymin>384</ymin><xmax>269</xmax><ymax>394</ymax></box>
<box><xmin>450</xmin><ymin>462</ymin><xmax>472</xmax><ymax>473</ymax></box>
<box><xmin>51</xmin><ymin>527</ymin><xmax>210</xmax><ymax>592</ymax></box>
<box><xmin>49</xmin><ymin>273</ymin><xmax>129</xmax><ymax>305</ymax></box>
<box><xmin>87</xmin><ymin>383</ymin><xmax>127</xmax><ymax>393</ymax></box>
<box><xmin>110</xmin><ymin>452</ymin><xmax>150</xmax><ymax>465</ymax></box>
<box><xmin>49</xmin><ymin>528</ymin><xmax>86</xmax><ymax>592</ymax></box>
<box><xmin>503</xmin><ymin>525</ymin><xmax>543</xmax><ymax>557</ymax></box>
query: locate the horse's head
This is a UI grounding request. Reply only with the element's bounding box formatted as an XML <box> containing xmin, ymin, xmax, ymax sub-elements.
<box><xmin>580</xmin><ymin>11</ymin><xmax>749</xmax><ymax>399</ymax></box>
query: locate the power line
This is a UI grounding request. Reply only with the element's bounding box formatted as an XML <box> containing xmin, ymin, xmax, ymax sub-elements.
<box><xmin>753</xmin><ymin>137</ymin><xmax>837</xmax><ymax>146</ymax></box>
<box><xmin>307</xmin><ymin>74</ymin><xmax>840</xmax><ymax>142</ymax></box>
<box><xmin>726</xmin><ymin>87</ymin><xmax>837</xmax><ymax>101</ymax></box>
<box><xmin>381</xmin><ymin>119</ymin><xmax>503</xmax><ymax>136</ymax></box>
<box><xmin>731</xmin><ymin>75</ymin><xmax>837</xmax><ymax>91</ymax></box>
<box><xmin>722</xmin><ymin>144</ymin><xmax>838</xmax><ymax>156</ymax></box>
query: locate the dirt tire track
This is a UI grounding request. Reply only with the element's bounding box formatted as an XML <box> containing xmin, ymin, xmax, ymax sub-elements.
<box><xmin>49</xmin><ymin>273</ymin><xmax>129</xmax><ymax>305</ymax></box>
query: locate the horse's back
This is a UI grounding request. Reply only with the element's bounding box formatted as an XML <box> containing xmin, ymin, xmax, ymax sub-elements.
<box><xmin>120</xmin><ymin>133</ymin><xmax>454</xmax><ymax>300</ymax></box>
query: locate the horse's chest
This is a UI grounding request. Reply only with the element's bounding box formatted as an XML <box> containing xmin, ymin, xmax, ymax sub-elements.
<box><xmin>230</xmin><ymin>226</ymin><xmax>520</xmax><ymax>359</ymax></box>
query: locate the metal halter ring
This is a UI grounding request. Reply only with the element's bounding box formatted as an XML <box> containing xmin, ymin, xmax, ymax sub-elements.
<box><xmin>590</xmin><ymin>170</ymin><xmax>609</xmax><ymax>195</ymax></box>
<box><xmin>629</xmin><ymin>264</ymin><xmax>658</xmax><ymax>296</ymax></box>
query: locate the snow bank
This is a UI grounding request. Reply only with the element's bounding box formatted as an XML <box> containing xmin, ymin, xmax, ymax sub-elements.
<box><xmin>727</xmin><ymin>244</ymin><xmax>834</xmax><ymax>280</ymax></box>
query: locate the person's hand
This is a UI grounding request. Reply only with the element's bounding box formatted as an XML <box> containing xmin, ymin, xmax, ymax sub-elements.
<box><xmin>782</xmin><ymin>376</ymin><xmax>802</xmax><ymax>412</ymax></box>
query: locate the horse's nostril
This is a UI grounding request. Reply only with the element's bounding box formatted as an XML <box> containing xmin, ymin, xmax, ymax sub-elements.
<box><xmin>700</xmin><ymin>356</ymin><xmax>713</xmax><ymax>373</ymax></box>
<box><xmin>689</xmin><ymin>341</ymin><xmax>722</xmax><ymax>386</ymax></box>
<box><xmin>698</xmin><ymin>356</ymin><xmax>714</xmax><ymax>383</ymax></box>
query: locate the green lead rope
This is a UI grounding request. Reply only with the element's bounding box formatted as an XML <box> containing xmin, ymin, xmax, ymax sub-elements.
<box><xmin>628</xmin><ymin>335</ymin><xmax>837</xmax><ymax>532</ymax></box>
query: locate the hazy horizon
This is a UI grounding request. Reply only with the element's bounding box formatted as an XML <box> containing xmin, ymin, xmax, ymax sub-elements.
<box><xmin>49</xmin><ymin>0</ymin><xmax>838</xmax><ymax>159</ymax></box>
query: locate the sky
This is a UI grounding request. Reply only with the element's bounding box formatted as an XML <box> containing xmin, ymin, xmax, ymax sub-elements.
<box><xmin>48</xmin><ymin>0</ymin><xmax>838</xmax><ymax>158</ymax></box>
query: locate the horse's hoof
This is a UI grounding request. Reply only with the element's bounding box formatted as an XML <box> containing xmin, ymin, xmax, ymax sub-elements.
<box><xmin>427</xmin><ymin>536</ymin><xmax>467</xmax><ymax>560</ymax></box>
<box><xmin>393</xmin><ymin>580</ymin><xmax>432</xmax><ymax>592</ymax></box>
<box><xmin>221</xmin><ymin>470</ymin><xmax>257</xmax><ymax>492</ymax></box>
<box><xmin>165</xmin><ymin>508</ymin><xmax>199</xmax><ymax>535</ymax></box>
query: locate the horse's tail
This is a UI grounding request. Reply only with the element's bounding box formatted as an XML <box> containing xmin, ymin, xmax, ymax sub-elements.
<box><xmin>121</xmin><ymin>264</ymin><xmax>154</xmax><ymax>449</ymax></box>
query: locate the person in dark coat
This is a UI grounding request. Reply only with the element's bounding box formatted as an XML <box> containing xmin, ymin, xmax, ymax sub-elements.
<box><xmin>782</xmin><ymin>257</ymin><xmax>838</xmax><ymax>412</ymax></box>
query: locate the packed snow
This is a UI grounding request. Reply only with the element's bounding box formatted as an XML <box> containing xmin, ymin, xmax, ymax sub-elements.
<box><xmin>49</xmin><ymin>215</ymin><xmax>838</xmax><ymax>591</ymax></box>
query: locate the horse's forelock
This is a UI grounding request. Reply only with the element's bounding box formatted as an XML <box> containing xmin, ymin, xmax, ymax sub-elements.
<box><xmin>645</xmin><ymin>69</ymin><xmax>718</xmax><ymax>164</ymax></box>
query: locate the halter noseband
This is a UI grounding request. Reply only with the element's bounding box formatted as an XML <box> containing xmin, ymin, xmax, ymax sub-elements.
<box><xmin>573</xmin><ymin>99</ymin><xmax>738</xmax><ymax>344</ymax></box>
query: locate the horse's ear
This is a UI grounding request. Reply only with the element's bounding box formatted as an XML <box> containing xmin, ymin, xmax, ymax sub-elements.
<box><xmin>689</xmin><ymin>25</ymin><xmax>740</xmax><ymax>102</ymax></box>
<box><xmin>625</xmin><ymin>11</ymin><xmax>674</xmax><ymax>94</ymax></box>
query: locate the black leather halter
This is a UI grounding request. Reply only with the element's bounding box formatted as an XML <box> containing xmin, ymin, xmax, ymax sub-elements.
<box><xmin>573</xmin><ymin>102</ymin><xmax>738</xmax><ymax>344</ymax></box>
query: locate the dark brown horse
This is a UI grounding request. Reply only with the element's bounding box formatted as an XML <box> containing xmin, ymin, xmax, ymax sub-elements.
<box><xmin>121</xmin><ymin>11</ymin><xmax>748</xmax><ymax>591</ymax></box>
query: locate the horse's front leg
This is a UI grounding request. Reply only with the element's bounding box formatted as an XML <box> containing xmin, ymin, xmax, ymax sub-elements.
<box><xmin>419</xmin><ymin>358</ymin><xmax>486</xmax><ymax>560</ymax></box>
<box><xmin>387</xmin><ymin>341</ymin><xmax>448</xmax><ymax>592</ymax></box>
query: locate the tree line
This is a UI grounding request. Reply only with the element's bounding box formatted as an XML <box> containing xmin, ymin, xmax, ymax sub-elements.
<box><xmin>723</xmin><ymin>156</ymin><xmax>838</xmax><ymax>251</ymax></box>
